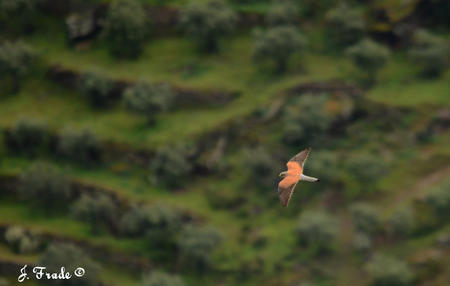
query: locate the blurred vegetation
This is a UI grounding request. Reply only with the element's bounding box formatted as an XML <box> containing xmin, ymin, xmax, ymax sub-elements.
<box><xmin>0</xmin><ymin>0</ymin><xmax>448</xmax><ymax>285</ymax></box>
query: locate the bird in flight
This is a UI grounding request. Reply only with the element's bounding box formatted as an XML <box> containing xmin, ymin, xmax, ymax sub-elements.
<box><xmin>278</xmin><ymin>147</ymin><xmax>319</xmax><ymax>207</ymax></box>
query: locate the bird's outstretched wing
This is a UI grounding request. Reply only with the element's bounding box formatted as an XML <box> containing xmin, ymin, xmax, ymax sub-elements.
<box><xmin>278</xmin><ymin>174</ymin><xmax>299</xmax><ymax>207</ymax></box>
<box><xmin>289</xmin><ymin>147</ymin><xmax>311</xmax><ymax>168</ymax></box>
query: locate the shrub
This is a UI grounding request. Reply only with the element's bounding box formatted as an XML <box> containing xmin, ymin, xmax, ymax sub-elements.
<box><xmin>79</xmin><ymin>72</ymin><xmax>114</xmax><ymax>108</ymax></box>
<box><xmin>253</xmin><ymin>26</ymin><xmax>306</xmax><ymax>73</ymax></box>
<box><xmin>266</xmin><ymin>1</ymin><xmax>298</xmax><ymax>27</ymax></box>
<box><xmin>179</xmin><ymin>0</ymin><xmax>236</xmax><ymax>53</ymax></box>
<box><xmin>120</xmin><ymin>203</ymin><xmax>181</xmax><ymax>244</ymax></box>
<box><xmin>296</xmin><ymin>210</ymin><xmax>337</xmax><ymax>252</ymax></box>
<box><xmin>0</xmin><ymin>277</ymin><xmax>7</xmax><ymax>286</ymax></box>
<box><xmin>350</xmin><ymin>203</ymin><xmax>381</xmax><ymax>235</ymax></box>
<box><xmin>149</xmin><ymin>144</ymin><xmax>192</xmax><ymax>188</ymax></box>
<box><xmin>425</xmin><ymin>182</ymin><xmax>450</xmax><ymax>217</ymax></box>
<box><xmin>242</xmin><ymin>146</ymin><xmax>277</xmax><ymax>189</ymax></box>
<box><xmin>6</xmin><ymin>118</ymin><xmax>49</xmax><ymax>156</ymax></box>
<box><xmin>282</xmin><ymin>94</ymin><xmax>332</xmax><ymax>145</ymax></box>
<box><xmin>346</xmin><ymin>39</ymin><xmax>390</xmax><ymax>86</ymax></box>
<box><xmin>0</xmin><ymin>41</ymin><xmax>35</xmax><ymax>94</ymax></box>
<box><xmin>103</xmin><ymin>0</ymin><xmax>147</xmax><ymax>59</ymax></box>
<box><xmin>325</xmin><ymin>3</ymin><xmax>365</xmax><ymax>50</ymax></box>
<box><xmin>306</xmin><ymin>150</ymin><xmax>338</xmax><ymax>185</ymax></box>
<box><xmin>345</xmin><ymin>153</ymin><xmax>387</xmax><ymax>193</ymax></box>
<box><xmin>353</xmin><ymin>232</ymin><xmax>372</xmax><ymax>253</ymax></box>
<box><xmin>39</xmin><ymin>243</ymin><xmax>100</xmax><ymax>286</ymax></box>
<box><xmin>124</xmin><ymin>82</ymin><xmax>174</xmax><ymax>124</ymax></box>
<box><xmin>71</xmin><ymin>194</ymin><xmax>117</xmax><ymax>234</ymax></box>
<box><xmin>366</xmin><ymin>254</ymin><xmax>413</xmax><ymax>286</ymax></box>
<box><xmin>18</xmin><ymin>162</ymin><xmax>72</xmax><ymax>208</ymax></box>
<box><xmin>0</xmin><ymin>0</ymin><xmax>41</xmax><ymax>31</ymax></box>
<box><xmin>389</xmin><ymin>207</ymin><xmax>414</xmax><ymax>238</ymax></box>
<box><xmin>57</xmin><ymin>128</ymin><xmax>101</xmax><ymax>165</ymax></box>
<box><xmin>409</xmin><ymin>30</ymin><xmax>449</xmax><ymax>77</ymax></box>
<box><xmin>177</xmin><ymin>225</ymin><xmax>223</xmax><ymax>270</ymax></box>
<box><xmin>142</xmin><ymin>271</ymin><xmax>185</xmax><ymax>286</ymax></box>
<box><xmin>4</xmin><ymin>226</ymin><xmax>40</xmax><ymax>254</ymax></box>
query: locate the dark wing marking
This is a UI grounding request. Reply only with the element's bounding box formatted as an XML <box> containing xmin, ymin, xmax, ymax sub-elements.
<box><xmin>278</xmin><ymin>175</ymin><xmax>300</xmax><ymax>207</ymax></box>
<box><xmin>289</xmin><ymin>147</ymin><xmax>311</xmax><ymax>168</ymax></box>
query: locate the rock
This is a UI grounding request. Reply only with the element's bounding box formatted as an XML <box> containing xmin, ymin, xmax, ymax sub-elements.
<box><xmin>65</xmin><ymin>11</ymin><xmax>98</xmax><ymax>44</ymax></box>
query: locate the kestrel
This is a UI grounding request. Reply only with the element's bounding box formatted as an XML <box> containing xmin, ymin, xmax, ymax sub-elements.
<box><xmin>278</xmin><ymin>147</ymin><xmax>319</xmax><ymax>207</ymax></box>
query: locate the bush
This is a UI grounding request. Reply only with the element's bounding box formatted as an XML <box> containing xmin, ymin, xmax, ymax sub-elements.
<box><xmin>149</xmin><ymin>144</ymin><xmax>192</xmax><ymax>188</ymax></box>
<box><xmin>345</xmin><ymin>153</ymin><xmax>387</xmax><ymax>193</ymax></box>
<box><xmin>120</xmin><ymin>203</ymin><xmax>181</xmax><ymax>244</ymax></box>
<box><xmin>177</xmin><ymin>225</ymin><xmax>223</xmax><ymax>270</ymax></box>
<box><xmin>124</xmin><ymin>82</ymin><xmax>174</xmax><ymax>124</ymax></box>
<box><xmin>0</xmin><ymin>41</ymin><xmax>35</xmax><ymax>94</ymax></box>
<box><xmin>296</xmin><ymin>210</ymin><xmax>337</xmax><ymax>253</ymax></box>
<box><xmin>389</xmin><ymin>207</ymin><xmax>414</xmax><ymax>238</ymax></box>
<box><xmin>366</xmin><ymin>254</ymin><xmax>413</xmax><ymax>286</ymax></box>
<box><xmin>350</xmin><ymin>203</ymin><xmax>381</xmax><ymax>235</ymax></box>
<box><xmin>18</xmin><ymin>162</ymin><xmax>72</xmax><ymax>208</ymax></box>
<box><xmin>6</xmin><ymin>118</ymin><xmax>49</xmax><ymax>156</ymax></box>
<box><xmin>103</xmin><ymin>0</ymin><xmax>147</xmax><ymax>59</ymax></box>
<box><xmin>79</xmin><ymin>72</ymin><xmax>114</xmax><ymax>108</ymax></box>
<box><xmin>57</xmin><ymin>128</ymin><xmax>101</xmax><ymax>165</ymax></box>
<box><xmin>409</xmin><ymin>30</ymin><xmax>449</xmax><ymax>77</ymax></box>
<box><xmin>425</xmin><ymin>182</ymin><xmax>450</xmax><ymax>217</ymax></box>
<box><xmin>266</xmin><ymin>1</ymin><xmax>298</xmax><ymax>27</ymax></box>
<box><xmin>0</xmin><ymin>0</ymin><xmax>41</xmax><ymax>31</ymax></box>
<box><xmin>142</xmin><ymin>271</ymin><xmax>185</xmax><ymax>286</ymax></box>
<box><xmin>39</xmin><ymin>243</ymin><xmax>100</xmax><ymax>286</ymax></box>
<box><xmin>179</xmin><ymin>0</ymin><xmax>236</xmax><ymax>53</ymax></box>
<box><xmin>242</xmin><ymin>146</ymin><xmax>277</xmax><ymax>189</ymax></box>
<box><xmin>325</xmin><ymin>3</ymin><xmax>365</xmax><ymax>50</ymax></box>
<box><xmin>4</xmin><ymin>226</ymin><xmax>40</xmax><ymax>254</ymax></box>
<box><xmin>353</xmin><ymin>232</ymin><xmax>372</xmax><ymax>253</ymax></box>
<box><xmin>282</xmin><ymin>94</ymin><xmax>332</xmax><ymax>145</ymax></box>
<box><xmin>71</xmin><ymin>194</ymin><xmax>117</xmax><ymax>234</ymax></box>
<box><xmin>306</xmin><ymin>150</ymin><xmax>338</xmax><ymax>185</ymax></box>
<box><xmin>253</xmin><ymin>26</ymin><xmax>306</xmax><ymax>73</ymax></box>
<box><xmin>346</xmin><ymin>39</ymin><xmax>390</xmax><ymax>86</ymax></box>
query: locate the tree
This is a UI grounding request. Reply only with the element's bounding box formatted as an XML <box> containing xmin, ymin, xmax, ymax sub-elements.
<box><xmin>179</xmin><ymin>0</ymin><xmax>236</xmax><ymax>53</ymax></box>
<box><xmin>0</xmin><ymin>0</ymin><xmax>42</xmax><ymax>32</ymax></box>
<box><xmin>388</xmin><ymin>207</ymin><xmax>414</xmax><ymax>238</ymax></box>
<box><xmin>18</xmin><ymin>162</ymin><xmax>72</xmax><ymax>209</ymax></box>
<box><xmin>71</xmin><ymin>194</ymin><xmax>117</xmax><ymax>234</ymax></box>
<box><xmin>350</xmin><ymin>203</ymin><xmax>381</xmax><ymax>235</ymax></box>
<box><xmin>142</xmin><ymin>271</ymin><xmax>185</xmax><ymax>286</ymax></box>
<box><xmin>353</xmin><ymin>232</ymin><xmax>372</xmax><ymax>254</ymax></box>
<box><xmin>177</xmin><ymin>225</ymin><xmax>223</xmax><ymax>270</ymax></box>
<box><xmin>345</xmin><ymin>153</ymin><xmax>387</xmax><ymax>193</ymax></box>
<box><xmin>124</xmin><ymin>82</ymin><xmax>174</xmax><ymax>124</ymax></box>
<box><xmin>149</xmin><ymin>144</ymin><xmax>192</xmax><ymax>188</ymax></box>
<box><xmin>409</xmin><ymin>29</ymin><xmax>449</xmax><ymax>77</ymax></box>
<box><xmin>296</xmin><ymin>210</ymin><xmax>337</xmax><ymax>253</ymax></box>
<box><xmin>325</xmin><ymin>3</ymin><xmax>365</xmax><ymax>50</ymax></box>
<box><xmin>39</xmin><ymin>243</ymin><xmax>100</xmax><ymax>286</ymax></box>
<box><xmin>425</xmin><ymin>182</ymin><xmax>450</xmax><ymax>218</ymax></box>
<box><xmin>120</xmin><ymin>203</ymin><xmax>182</xmax><ymax>244</ymax></box>
<box><xmin>242</xmin><ymin>146</ymin><xmax>277</xmax><ymax>189</ymax></box>
<box><xmin>304</xmin><ymin>150</ymin><xmax>338</xmax><ymax>185</ymax></box>
<box><xmin>103</xmin><ymin>0</ymin><xmax>147</xmax><ymax>59</ymax></box>
<box><xmin>366</xmin><ymin>254</ymin><xmax>413</xmax><ymax>286</ymax></box>
<box><xmin>253</xmin><ymin>26</ymin><xmax>306</xmax><ymax>73</ymax></box>
<box><xmin>4</xmin><ymin>226</ymin><xmax>40</xmax><ymax>254</ymax></box>
<box><xmin>282</xmin><ymin>94</ymin><xmax>332</xmax><ymax>145</ymax></box>
<box><xmin>346</xmin><ymin>39</ymin><xmax>390</xmax><ymax>86</ymax></box>
<box><xmin>0</xmin><ymin>41</ymin><xmax>35</xmax><ymax>94</ymax></box>
<box><xmin>6</xmin><ymin>118</ymin><xmax>49</xmax><ymax>156</ymax></box>
<box><xmin>266</xmin><ymin>1</ymin><xmax>298</xmax><ymax>27</ymax></box>
<box><xmin>57</xmin><ymin>128</ymin><xmax>102</xmax><ymax>165</ymax></box>
<box><xmin>79</xmin><ymin>72</ymin><xmax>114</xmax><ymax>108</ymax></box>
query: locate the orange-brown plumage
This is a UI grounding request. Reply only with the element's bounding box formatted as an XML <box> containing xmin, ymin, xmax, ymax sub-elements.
<box><xmin>278</xmin><ymin>148</ymin><xmax>312</xmax><ymax>207</ymax></box>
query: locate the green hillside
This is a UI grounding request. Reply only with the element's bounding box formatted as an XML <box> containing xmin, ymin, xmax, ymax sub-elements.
<box><xmin>0</xmin><ymin>0</ymin><xmax>449</xmax><ymax>286</ymax></box>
